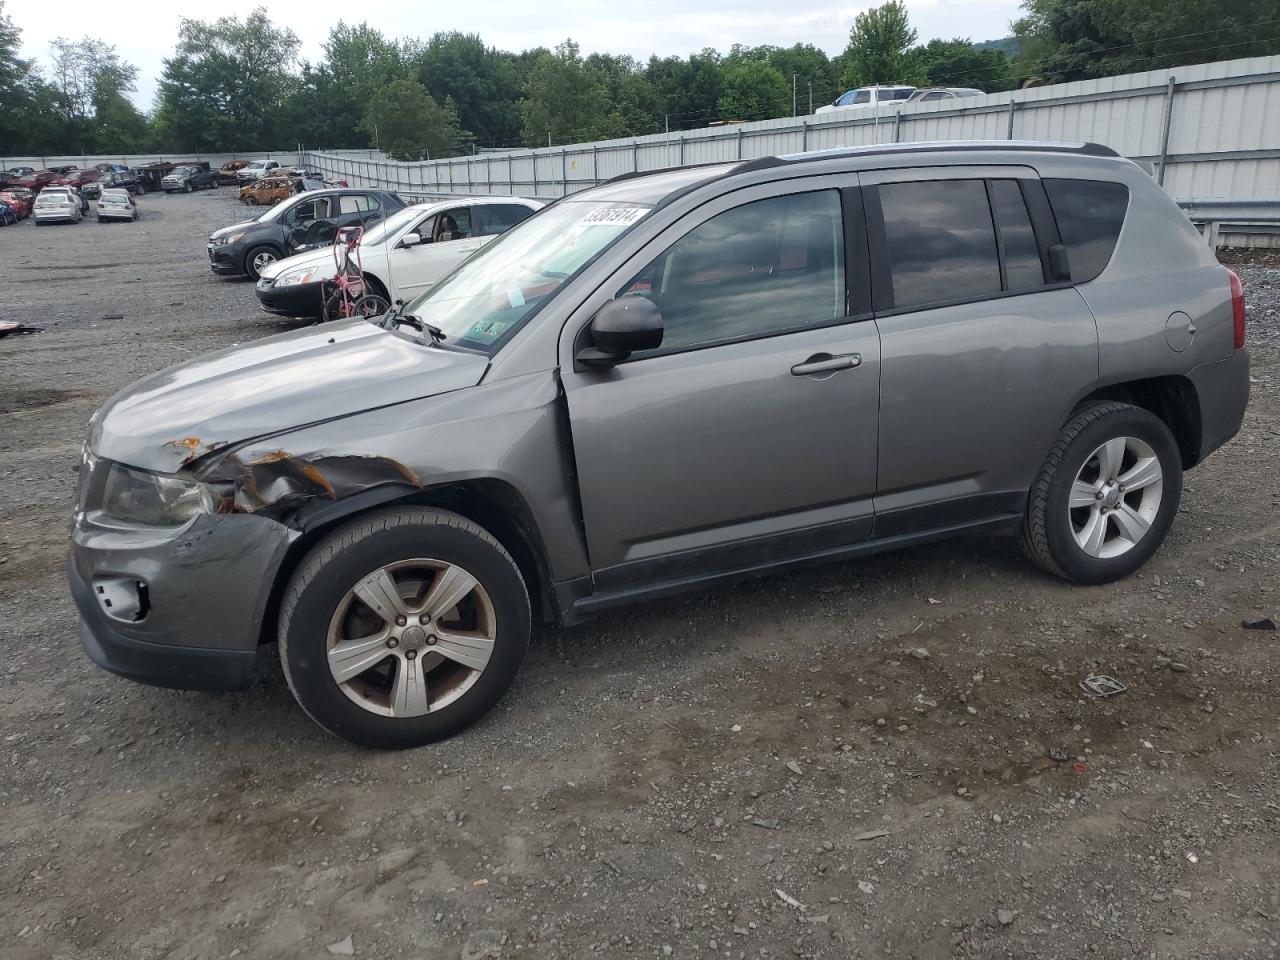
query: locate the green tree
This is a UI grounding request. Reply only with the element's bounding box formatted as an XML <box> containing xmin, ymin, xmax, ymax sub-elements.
<box><xmin>519</xmin><ymin>39</ymin><xmax>624</xmax><ymax>146</ymax></box>
<box><xmin>0</xmin><ymin>2</ymin><xmax>64</xmax><ymax>154</ymax></box>
<box><xmin>1013</xmin><ymin>0</ymin><xmax>1279</xmax><ymax>83</ymax></box>
<box><xmin>717</xmin><ymin>59</ymin><xmax>790</xmax><ymax>120</ymax></box>
<box><xmin>914</xmin><ymin>38</ymin><xmax>1012</xmax><ymax>90</ymax></box>
<box><xmin>585</xmin><ymin>52</ymin><xmax>661</xmax><ymax>134</ymax></box>
<box><xmin>154</xmin><ymin>8</ymin><xmax>299</xmax><ymax>151</ymax></box>
<box><xmin>362</xmin><ymin>79</ymin><xmax>467</xmax><ymax>160</ymax></box>
<box><xmin>838</xmin><ymin>0</ymin><xmax>922</xmax><ymax>88</ymax></box>
<box><xmin>45</xmin><ymin>37</ymin><xmax>143</xmax><ymax>152</ymax></box>
<box><xmin>418</xmin><ymin>32</ymin><xmax>525</xmax><ymax>146</ymax></box>
<box><xmin>645</xmin><ymin>50</ymin><xmax>722</xmax><ymax>128</ymax></box>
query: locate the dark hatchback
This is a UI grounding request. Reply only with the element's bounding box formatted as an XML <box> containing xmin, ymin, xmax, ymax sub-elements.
<box><xmin>207</xmin><ymin>188</ymin><xmax>405</xmax><ymax>280</ymax></box>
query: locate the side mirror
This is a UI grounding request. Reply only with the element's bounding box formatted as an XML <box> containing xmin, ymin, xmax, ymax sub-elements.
<box><xmin>400</xmin><ymin>231</ymin><xmax>425</xmax><ymax>248</ymax></box>
<box><xmin>1047</xmin><ymin>242</ymin><xmax>1071</xmax><ymax>283</ymax></box>
<box><xmin>576</xmin><ymin>298</ymin><xmax>664</xmax><ymax>367</ymax></box>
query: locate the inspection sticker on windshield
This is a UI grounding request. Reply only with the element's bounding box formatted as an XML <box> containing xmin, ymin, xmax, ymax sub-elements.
<box><xmin>580</xmin><ymin>206</ymin><xmax>647</xmax><ymax>226</ymax></box>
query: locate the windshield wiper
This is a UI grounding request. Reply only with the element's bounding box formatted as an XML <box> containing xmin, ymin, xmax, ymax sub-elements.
<box><xmin>380</xmin><ymin>301</ymin><xmax>447</xmax><ymax>344</ymax></box>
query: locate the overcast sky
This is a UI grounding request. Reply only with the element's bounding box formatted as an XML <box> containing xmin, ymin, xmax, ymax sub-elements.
<box><xmin>10</xmin><ymin>0</ymin><xmax>1023</xmax><ymax>109</ymax></box>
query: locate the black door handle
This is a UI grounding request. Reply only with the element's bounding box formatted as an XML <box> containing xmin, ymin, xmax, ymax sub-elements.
<box><xmin>791</xmin><ymin>353</ymin><xmax>862</xmax><ymax>376</ymax></box>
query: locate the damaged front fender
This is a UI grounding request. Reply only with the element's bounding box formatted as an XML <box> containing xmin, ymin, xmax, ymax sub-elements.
<box><xmin>199</xmin><ymin>449</ymin><xmax>422</xmax><ymax>519</ymax></box>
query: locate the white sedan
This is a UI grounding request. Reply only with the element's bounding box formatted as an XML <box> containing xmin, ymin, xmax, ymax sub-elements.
<box><xmin>97</xmin><ymin>189</ymin><xmax>139</xmax><ymax>222</ymax></box>
<box><xmin>33</xmin><ymin>187</ymin><xmax>83</xmax><ymax>224</ymax></box>
<box><xmin>255</xmin><ymin>196</ymin><xmax>543</xmax><ymax>318</ymax></box>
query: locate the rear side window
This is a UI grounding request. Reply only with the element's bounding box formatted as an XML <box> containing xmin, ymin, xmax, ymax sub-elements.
<box><xmin>878</xmin><ymin>179</ymin><xmax>1001</xmax><ymax>308</ymax></box>
<box><xmin>989</xmin><ymin>180</ymin><xmax>1044</xmax><ymax>291</ymax></box>
<box><xmin>1043</xmin><ymin>179</ymin><xmax>1129</xmax><ymax>283</ymax></box>
<box><xmin>476</xmin><ymin>204</ymin><xmax>534</xmax><ymax>236</ymax></box>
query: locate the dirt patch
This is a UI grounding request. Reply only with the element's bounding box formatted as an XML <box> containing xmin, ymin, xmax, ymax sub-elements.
<box><xmin>0</xmin><ymin>386</ymin><xmax>84</xmax><ymax>414</ymax></box>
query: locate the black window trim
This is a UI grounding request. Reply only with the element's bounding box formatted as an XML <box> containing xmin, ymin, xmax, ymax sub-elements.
<box><xmin>594</xmin><ymin>185</ymin><xmax>871</xmax><ymax>367</ymax></box>
<box><xmin>867</xmin><ymin>174</ymin><xmax>1076</xmax><ymax>317</ymax></box>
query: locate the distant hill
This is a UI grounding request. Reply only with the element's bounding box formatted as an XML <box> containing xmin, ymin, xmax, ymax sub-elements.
<box><xmin>973</xmin><ymin>37</ymin><xmax>1021</xmax><ymax>56</ymax></box>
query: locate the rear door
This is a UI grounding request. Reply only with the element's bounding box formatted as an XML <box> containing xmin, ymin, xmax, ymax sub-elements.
<box><xmin>862</xmin><ymin>166</ymin><xmax>1099</xmax><ymax>535</ymax></box>
<box><xmin>560</xmin><ymin>179</ymin><xmax>882</xmax><ymax>589</ymax></box>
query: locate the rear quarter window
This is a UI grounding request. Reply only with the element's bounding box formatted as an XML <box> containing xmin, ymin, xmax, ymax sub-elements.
<box><xmin>1043</xmin><ymin>179</ymin><xmax>1129</xmax><ymax>283</ymax></box>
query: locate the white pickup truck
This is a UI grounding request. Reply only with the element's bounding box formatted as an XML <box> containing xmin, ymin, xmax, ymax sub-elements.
<box><xmin>815</xmin><ymin>85</ymin><xmax>916</xmax><ymax>115</ymax></box>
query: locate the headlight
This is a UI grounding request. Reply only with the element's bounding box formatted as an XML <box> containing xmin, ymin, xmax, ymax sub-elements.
<box><xmin>275</xmin><ymin>266</ymin><xmax>319</xmax><ymax>287</ymax></box>
<box><xmin>99</xmin><ymin>462</ymin><xmax>221</xmax><ymax>526</ymax></box>
<box><xmin>212</xmin><ymin>232</ymin><xmax>244</xmax><ymax>246</ymax></box>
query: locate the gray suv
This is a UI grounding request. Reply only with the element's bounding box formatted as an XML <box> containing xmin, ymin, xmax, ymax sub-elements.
<box><xmin>69</xmin><ymin>141</ymin><xmax>1250</xmax><ymax>748</ymax></box>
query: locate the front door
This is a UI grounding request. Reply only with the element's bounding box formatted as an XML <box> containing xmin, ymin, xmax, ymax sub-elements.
<box><xmin>387</xmin><ymin>205</ymin><xmax>480</xmax><ymax>302</ymax></box>
<box><xmin>560</xmin><ymin>181</ymin><xmax>881</xmax><ymax>589</ymax></box>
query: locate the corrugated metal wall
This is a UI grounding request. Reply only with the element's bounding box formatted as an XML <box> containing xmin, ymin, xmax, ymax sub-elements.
<box><xmin>301</xmin><ymin>53</ymin><xmax>1280</xmax><ymax>204</ymax></box>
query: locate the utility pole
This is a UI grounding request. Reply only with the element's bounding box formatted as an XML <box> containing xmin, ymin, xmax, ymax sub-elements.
<box><xmin>665</xmin><ymin>114</ymin><xmax>669</xmax><ymax>134</ymax></box>
<box><xmin>792</xmin><ymin>73</ymin><xmax>797</xmax><ymax>116</ymax></box>
<box><xmin>808</xmin><ymin>83</ymin><xmax>813</xmax><ymax>115</ymax></box>
<box><xmin>547</xmin><ymin>130</ymin><xmax>552</xmax><ymax>148</ymax></box>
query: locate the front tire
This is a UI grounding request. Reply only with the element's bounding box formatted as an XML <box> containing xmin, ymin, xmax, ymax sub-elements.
<box><xmin>279</xmin><ymin>508</ymin><xmax>531</xmax><ymax>748</ymax></box>
<box><xmin>244</xmin><ymin>245</ymin><xmax>278</xmax><ymax>280</ymax></box>
<box><xmin>1023</xmin><ymin>402</ymin><xmax>1182</xmax><ymax>584</ymax></box>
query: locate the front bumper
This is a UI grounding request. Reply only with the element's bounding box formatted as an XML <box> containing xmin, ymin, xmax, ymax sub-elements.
<box><xmin>208</xmin><ymin>242</ymin><xmax>246</xmax><ymax>275</ymax></box>
<box><xmin>255</xmin><ymin>276</ymin><xmax>326</xmax><ymax>317</ymax></box>
<box><xmin>69</xmin><ymin>506</ymin><xmax>296</xmax><ymax>691</ymax></box>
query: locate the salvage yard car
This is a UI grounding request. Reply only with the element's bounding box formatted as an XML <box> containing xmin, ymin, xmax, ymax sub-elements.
<box><xmin>162</xmin><ymin>164</ymin><xmax>218</xmax><ymax>193</ymax></box>
<box><xmin>256</xmin><ymin>197</ymin><xmax>542</xmax><ymax>318</ymax></box>
<box><xmin>70</xmin><ymin>141</ymin><xmax>1250</xmax><ymax>749</ymax></box>
<box><xmin>0</xmin><ymin>189</ymin><xmax>33</xmax><ymax>218</ymax></box>
<box><xmin>218</xmin><ymin>159</ymin><xmax>250</xmax><ymax>184</ymax></box>
<box><xmin>208</xmin><ymin>187</ymin><xmax>405</xmax><ymax>280</ymax></box>
<box><xmin>239</xmin><ymin>174</ymin><xmax>295</xmax><ymax>205</ymax></box>
<box><xmin>236</xmin><ymin>159</ymin><xmax>281</xmax><ymax>184</ymax></box>
<box><xmin>33</xmin><ymin>186</ymin><xmax>82</xmax><ymax>224</ymax></box>
<box><xmin>96</xmin><ymin>188</ymin><xmax>138</xmax><ymax>222</ymax></box>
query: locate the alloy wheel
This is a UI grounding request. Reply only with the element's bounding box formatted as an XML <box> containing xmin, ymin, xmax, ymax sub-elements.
<box><xmin>251</xmin><ymin>250</ymin><xmax>277</xmax><ymax>274</ymax></box>
<box><xmin>1068</xmin><ymin>436</ymin><xmax>1163</xmax><ymax>558</ymax></box>
<box><xmin>325</xmin><ymin>559</ymin><xmax>497</xmax><ymax>718</ymax></box>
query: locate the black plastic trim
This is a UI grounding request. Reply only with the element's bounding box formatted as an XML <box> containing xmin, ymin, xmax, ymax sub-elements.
<box><xmin>567</xmin><ymin>514</ymin><xmax>1020</xmax><ymax>620</ymax></box>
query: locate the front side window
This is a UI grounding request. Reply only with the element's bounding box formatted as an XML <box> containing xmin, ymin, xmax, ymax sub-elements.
<box><xmin>435</xmin><ymin>207</ymin><xmax>472</xmax><ymax>241</ymax></box>
<box><xmin>887</xmin><ymin>89</ymin><xmax>914</xmax><ymax>101</ymax></box>
<box><xmin>615</xmin><ymin>190</ymin><xmax>845</xmax><ymax>353</ymax></box>
<box><xmin>1043</xmin><ymin>178</ymin><xmax>1129</xmax><ymax>283</ymax></box>
<box><xmin>878</xmin><ymin>179</ymin><xmax>1001</xmax><ymax>308</ymax></box>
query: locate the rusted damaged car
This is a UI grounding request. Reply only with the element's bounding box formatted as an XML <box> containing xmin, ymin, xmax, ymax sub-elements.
<box><xmin>69</xmin><ymin>144</ymin><xmax>1250</xmax><ymax>749</ymax></box>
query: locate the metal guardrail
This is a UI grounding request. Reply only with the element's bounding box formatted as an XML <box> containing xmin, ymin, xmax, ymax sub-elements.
<box><xmin>1178</xmin><ymin>198</ymin><xmax>1280</xmax><ymax>248</ymax></box>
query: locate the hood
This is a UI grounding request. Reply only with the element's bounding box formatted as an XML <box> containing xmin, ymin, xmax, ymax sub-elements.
<box><xmin>89</xmin><ymin>317</ymin><xmax>489</xmax><ymax>473</ymax></box>
<box><xmin>210</xmin><ymin>218</ymin><xmax>262</xmax><ymax>240</ymax></box>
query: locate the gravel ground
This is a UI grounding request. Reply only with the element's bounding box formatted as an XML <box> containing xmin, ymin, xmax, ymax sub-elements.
<box><xmin>1</xmin><ymin>190</ymin><xmax>1278</xmax><ymax>960</ymax></box>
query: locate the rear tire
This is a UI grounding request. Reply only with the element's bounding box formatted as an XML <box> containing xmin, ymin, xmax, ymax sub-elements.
<box><xmin>1022</xmin><ymin>402</ymin><xmax>1182</xmax><ymax>584</ymax></box>
<box><xmin>278</xmin><ymin>507</ymin><xmax>531</xmax><ymax>748</ymax></box>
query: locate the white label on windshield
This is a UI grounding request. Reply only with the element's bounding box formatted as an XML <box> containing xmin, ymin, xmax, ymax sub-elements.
<box><xmin>579</xmin><ymin>207</ymin><xmax>647</xmax><ymax>226</ymax></box>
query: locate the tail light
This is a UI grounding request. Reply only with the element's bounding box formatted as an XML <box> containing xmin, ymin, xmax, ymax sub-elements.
<box><xmin>1227</xmin><ymin>269</ymin><xmax>1246</xmax><ymax>350</ymax></box>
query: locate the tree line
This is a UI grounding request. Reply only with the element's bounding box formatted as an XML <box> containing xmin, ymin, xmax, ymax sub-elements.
<box><xmin>2</xmin><ymin>0</ymin><xmax>1276</xmax><ymax>161</ymax></box>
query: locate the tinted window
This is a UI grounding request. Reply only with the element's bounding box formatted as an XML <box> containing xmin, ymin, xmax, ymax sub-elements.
<box><xmin>879</xmin><ymin>179</ymin><xmax>1000</xmax><ymax>308</ymax></box>
<box><xmin>989</xmin><ymin>180</ymin><xmax>1044</xmax><ymax>291</ymax></box>
<box><xmin>618</xmin><ymin>190</ymin><xmax>845</xmax><ymax>352</ymax></box>
<box><xmin>476</xmin><ymin>204</ymin><xmax>534</xmax><ymax>236</ymax></box>
<box><xmin>1043</xmin><ymin>178</ymin><xmax>1129</xmax><ymax>283</ymax></box>
<box><xmin>887</xmin><ymin>89</ymin><xmax>914</xmax><ymax>100</ymax></box>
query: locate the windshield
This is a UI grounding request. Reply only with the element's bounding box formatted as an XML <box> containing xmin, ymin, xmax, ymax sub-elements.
<box><xmin>401</xmin><ymin>200</ymin><xmax>651</xmax><ymax>352</ymax></box>
<box><xmin>359</xmin><ymin>205</ymin><xmax>423</xmax><ymax>247</ymax></box>
<box><xmin>171</xmin><ymin>167</ymin><xmax>192</xmax><ymax>176</ymax></box>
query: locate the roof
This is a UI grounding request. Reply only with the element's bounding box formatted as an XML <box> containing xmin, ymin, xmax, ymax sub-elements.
<box><xmin>590</xmin><ymin>140</ymin><xmax>1122</xmax><ymax>208</ymax></box>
